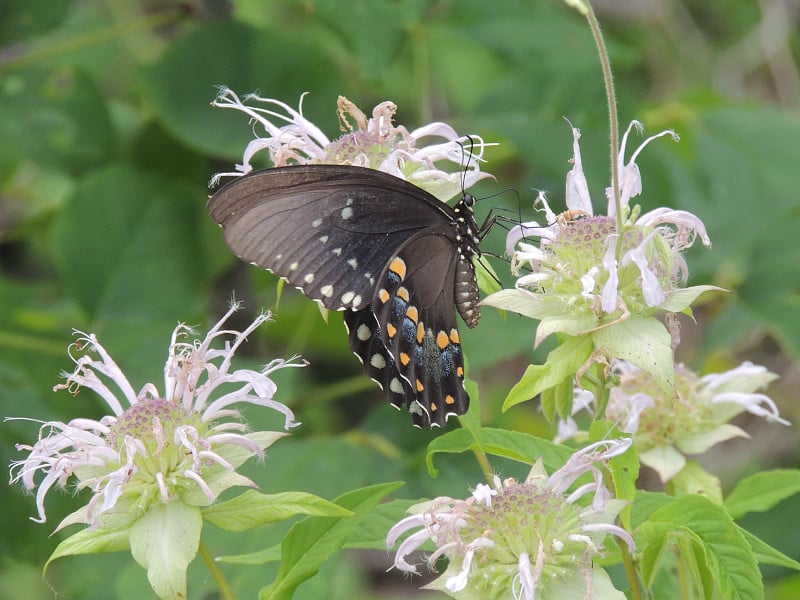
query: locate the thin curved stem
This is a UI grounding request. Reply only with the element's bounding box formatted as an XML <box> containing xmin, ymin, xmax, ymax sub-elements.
<box><xmin>199</xmin><ymin>538</ymin><xmax>236</xmax><ymax>600</ymax></box>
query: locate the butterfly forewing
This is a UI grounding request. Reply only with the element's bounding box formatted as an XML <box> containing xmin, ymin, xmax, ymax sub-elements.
<box><xmin>208</xmin><ymin>164</ymin><xmax>481</xmax><ymax>427</ymax></box>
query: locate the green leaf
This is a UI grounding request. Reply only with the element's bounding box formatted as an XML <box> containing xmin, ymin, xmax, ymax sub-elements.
<box><xmin>660</xmin><ymin>285</ymin><xmax>728</xmax><ymax>313</ymax></box>
<box><xmin>202</xmin><ymin>490</ymin><xmax>353</xmax><ymax>532</ymax></box>
<box><xmin>671</xmin><ymin>460</ymin><xmax>723</xmax><ymax>505</ymax></box>
<box><xmin>129</xmin><ymin>502</ymin><xmax>203</xmax><ymax>600</ymax></box>
<box><xmin>218</xmin><ymin>544</ymin><xmax>282</xmax><ymax>565</ymax></box>
<box><xmin>553</xmin><ymin>375</ymin><xmax>574</xmax><ymax>421</ymax></box>
<box><xmin>260</xmin><ymin>482</ymin><xmax>403</xmax><ymax>600</ymax></box>
<box><xmin>724</xmin><ymin>469</ymin><xmax>800</xmax><ymax>519</ymax></box>
<box><xmin>45</xmin><ymin>527</ymin><xmax>131</xmax><ymax>574</ymax></box>
<box><xmin>739</xmin><ymin>527</ymin><xmax>800</xmax><ymax>571</ymax></box>
<box><xmin>635</xmin><ymin>495</ymin><xmax>763</xmax><ymax>599</ymax></box>
<box><xmin>593</xmin><ymin>316</ymin><xmax>675</xmax><ymax>400</ymax></box>
<box><xmin>425</xmin><ymin>427</ymin><xmax>572</xmax><ymax>477</ymax></box>
<box><xmin>503</xmin><ymin>334</ymin><xmax>593</xmax><ymax>411</ymax></box>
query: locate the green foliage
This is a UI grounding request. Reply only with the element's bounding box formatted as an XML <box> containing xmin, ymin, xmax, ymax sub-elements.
<box><xmin>2</xmin><ymin>0</ymin><xmax>799</xmax><ymax>599</ymax></box>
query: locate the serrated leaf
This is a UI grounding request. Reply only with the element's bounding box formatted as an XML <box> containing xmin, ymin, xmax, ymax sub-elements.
<box><xmin>635</xmin><ymin>495</ymin><xmax>763</xmax><ymax>599</ymax></box>
<box><xmin>503</xmin><ymin>334</ymin><xmax>593</xmax><ymax>411</ymax></box>
<box><xmin>593</xmin><ymin>316</ymin><xmax>675</xmax><ymax>400</ymax></box>
<box><xmin>260</xmin><ymin>482</ymin><xmax>403</xmax><ymax>600</ymax></box>
<box><xmin>425</xmin><ymin>427</ymin><xmax>572</xmax><ymax>478</ymax></box>
<box><xmin>724</xmin><ymin>469</ymin><xmax>800</xmax><ymax>519</ymax></box>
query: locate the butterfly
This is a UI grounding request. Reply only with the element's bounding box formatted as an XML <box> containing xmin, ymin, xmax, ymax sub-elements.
<box><xmin>207</xmin><ymin>164</ymin><xmax>487</xmax><ymax>427</ymax></box>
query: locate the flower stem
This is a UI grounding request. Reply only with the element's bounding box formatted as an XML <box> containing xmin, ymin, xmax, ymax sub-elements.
<box><xmin>199</xmin><ymin>538</ymin><xmax>236</xmax><ymax>600</ymax></box>
<box><xmin>619</xmin><ymin>535</ymin><xmax>645</xmax><ymax>600</ymax></box>
<box><xmin>579</xmin><ymin>2</ymin><xmax>624</xmax><ymax>243</ymax></box>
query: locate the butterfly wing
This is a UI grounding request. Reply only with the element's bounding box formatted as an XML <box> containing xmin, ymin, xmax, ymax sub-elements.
<box><xmin>208</xmin><ymin>165</ymin><xmax>456</xmax><ymax>312</ymax></box>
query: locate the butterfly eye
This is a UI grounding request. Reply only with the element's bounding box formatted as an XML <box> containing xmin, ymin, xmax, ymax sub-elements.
<box><xmin>208</xmin><ymin>164</ymin><xmax>483</xmax><ymax>427</ymax></box>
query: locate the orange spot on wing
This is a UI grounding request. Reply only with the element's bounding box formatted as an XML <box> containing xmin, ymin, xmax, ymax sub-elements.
<box><xmin>389</xmin><ymin>257</ymin><xmax>407</xmax><ymax>280</ymax></box>
<box><xmin>436</xmin><ymin>331</ymin><xmax>449</xmax><ymax>350</ymax></box>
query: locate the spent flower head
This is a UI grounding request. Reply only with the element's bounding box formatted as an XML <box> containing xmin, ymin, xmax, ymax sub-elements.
<box><xmin>8</xmin><ymin>304</ymin><xmax>303</xmax><ymax>598</ymax></box>
<box><xmin>484</xmin><ymin>120</ymin><xmax>717</xmax><ymax>348</ymax></box>
<box><xmin>210</xmin><ymin>87</ymin><xmax>493</xmax><ymax>200</ymax></box>
<box><xmin>387</xmin><ymin>439</ymin><xmax>634</xmax><ymax>600</ymax></box>
<box><xmin>561</xmin><ymin>360</ymin><xmax>788</xmax><ymax>483</ymax></box>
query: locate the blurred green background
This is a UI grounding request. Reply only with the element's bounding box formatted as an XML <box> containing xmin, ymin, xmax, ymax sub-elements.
<box><xmin>1</xmin><ymin>0</ymin><xmax>798</xmax><ymax>598</ymax></box>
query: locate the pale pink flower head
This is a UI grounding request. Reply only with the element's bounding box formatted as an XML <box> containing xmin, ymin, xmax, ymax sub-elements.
<box><xmin>210</xmin><ymin>87</ymin><xmax>493</xmax><ymax>201</ymax></box>
<box><xmin>485</xmin><ymin>120</ymin><xmax>715</xmax><ymax>347</ymax></box>
<box><xmin>387</xmin><ymin>439</ymin><xmax>635</xmax><ymax>599</ymax></box>
<box><xmin>561</xmin><ymin>360</ymin><xmax>788</xmax><ymax>483</ymax></box>
<box><xmin>9</xmin><ymin>303</ymin><xmax>303</xmax><ymax>529</ymax></box>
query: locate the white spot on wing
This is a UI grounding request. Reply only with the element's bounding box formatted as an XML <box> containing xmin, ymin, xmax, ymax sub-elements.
<box><xmin>319</xmin><ymin>235</ymin><xmax>329</xmax><ymax>244</ymax></box>
<box><xmin>390</xmin><ymin>378</ymin><xmax>404</xmax><ymax>394</ymax></box>
<box><xmin>312</xmin><ymin>218</ymin><xmax>322</xmax><ymax>228</ymax></box>
<box><xmin>341</xmin><ymin>291</ymin><xmax>355</xmax><ymax>305</ymax></box>
<box><xmin>347</xmin><ymin>258</ymin><xmax>358</xmax><ymax>269</ymax></box>
<box><xmin>321</xmin><ymin>284</ymin><xmax>334</xmax><ymax>298</ymax></box>
<box><xmin>356</xmin><ymin>323</ymin><xmax>371</xmax><ymax>341</ymax></box>
<box><xmin>370</xmin><ymin>353</ymin><xmax>386</xmax><ymax>369</ymax></box>
<box><xmin>304</xmin><ymin>273</ymin><xmax>315</xmax><ymax>284</ymax></box>
<box><xmin>341</xmin><ymin>206</ymin><xmax>353</xmax><ymax>220</ymax></box>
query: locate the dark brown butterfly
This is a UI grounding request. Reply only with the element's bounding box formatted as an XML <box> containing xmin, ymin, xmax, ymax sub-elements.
<box><xmin>208</xmin><ymin>164</ymin><xmax>485</xmax><ymax>427</ymax></box>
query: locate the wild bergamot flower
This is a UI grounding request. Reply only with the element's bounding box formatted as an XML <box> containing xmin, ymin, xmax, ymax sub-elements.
<box><xmin>605</xmin><ymin>360</ymin><xmax>786</xmax><ymax>483</ymax></box>
<box><xmin>387</xmin><ymin>439</ymin><xmax>635</xmax><ymax>600</ymax></box>
<box><xmin>483</xmin><ymin>120</ymin><xmax>717</xmax><ymax>348</ymax></box>
<box><xmin>210</xmin><ymin>86</ymin><xmax>492</xmax><ymax>201</ymax></box>
<box><xmin>8</xmin><ymin>304</ymin><xmax>303</xmax><ymax>599</ymax></box>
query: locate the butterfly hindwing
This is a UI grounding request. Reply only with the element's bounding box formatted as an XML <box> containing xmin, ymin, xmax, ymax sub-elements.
<box><xmin>342</xmin><ymin>307</ymin><xmax>411</xmax><ymax>411</ymax></box>
<box><xmin>371</xmin><ymin>232</ymin><xmax>469</xmax><ymax>427</ymax></box>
